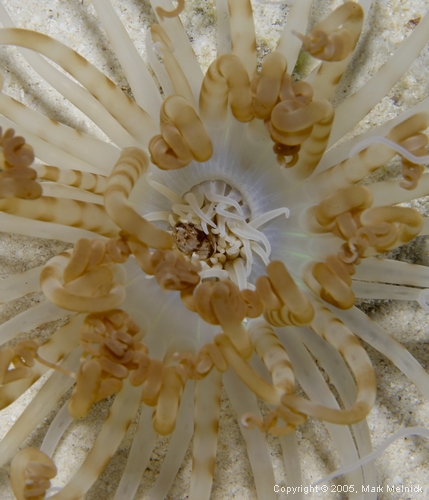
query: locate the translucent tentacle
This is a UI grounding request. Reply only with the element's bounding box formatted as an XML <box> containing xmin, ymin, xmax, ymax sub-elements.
<box><xmin>0</xmin><ymin>88</ymin><xmax>117</xmax><ymax>171</ymax></box>
<box><xmin>226</xmin><ymin>0</ymin><xmax>257</xmax><ymax>78</ymax></box>
<box><xmin>113</xmin><ymin>405</ymin><xmax>157</xmax><ymax>500</ymax></box>
<box><xmin>275</xmin><ymin>0</ymin><xmax>312</xmax><ymax>70</ymax></box>
<box><xmin>330</xmin><ymin>9</ymin><xmax>429</xmax><ymax>145</ymax></box>
<box><xmin>0</xmin><ymin>347</ymin><xmax>80</xmax><ymax>468</ymax></box>
<box><xmin>0</xmin><ymin>265</ymin><xmax>41</xmax><ymax>304</ymax></box>
<box><xmin>90</xmin><ymin>0</ymin><xmax>162</xmax><ymax>121</ymax></box>
<box><xmin>224</xmin><ymin>369</ymin><xmax>277</xmax><ymax>500</ymax></box>
<box><xmin>189</xmin><ymin>369</ymin><xmax>222</xmax><ymax>500</ymax></box>
<box><xmin>0</xmin><ymin>3</ymin><xmax>142</xmax><ymax>149</ymax></box>
<box><xmin>0</xmin><ymin>28</ymin><xmax>157</xmax><ymax>146</ymax></box>
<box><xmin>148</xmin><ymin>380</ymin><xmax>194</xmax><ymax>500</ymax></box>
<box><xmin>50</xmin><ymin>379</ymin><xmax>142</xmax><ymax>500</ymax></box>
<box><xmin>150</xmin><ymin>0</ymin><xmax>203</xmax><ymax>102</ymax></box>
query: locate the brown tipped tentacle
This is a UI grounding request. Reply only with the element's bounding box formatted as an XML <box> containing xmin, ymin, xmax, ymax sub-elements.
<box><xmin>104</xmin><ymin>148</ymin><xmax>174</xmax><ymax>249</ymax></box>
<box><xmin>0</xmin><ymin>128</ymin><xmax>41</xmax><ymax>200</ymax></box>
<box><xmin>190</xmin><ymin>369</ymin><xmax>222</xmax><ymax>500</ymax></box>
<box><xmin>214</xmin><ymin>333</ymin><xmax>282</xmax><ymax>406</ymax></box>
<box><xmin>40</xmin><ymin>240</ymin><xmax>127</xmax><ymax>313</ymax></box>
<box><xmin>251</xmin><ymin>52</ymin><xmax>288</xmax><ymax>120</ymax></box>
<box><xmin>34</xmin><ymin>164</ymin><xmax>107</xmax><ymax>194</ymax></box>
<box><xmin>307</xmin><ymin>113</ymin><xmax>429</xmax><ymax>200</ymax></box>
<box><xmin>10</xmin><ymin>448</ymin><xmax>57</xmax><ymax>500</ymax></box>
<box><xmin>295</xmin><ymin>3</ymin><xmax>363</xmax><ymax>62</ymax></box>
<box><xmin>151</xmin><ymin>248</ymin><xmax>202</xmax><ymax>291</ymax></box>
<box><xmin>255</xmin><ymin>261</ymin><xmax>314</xmax><ymax>326</ymax></box>
<box><xmin>242</xmin><ymin>404</ymin><xmax>306</xmax><ymax>436</ymax></box>
<box><xmin>199</xmin><ymin>54</ymin><xmax>254</xmax><ymax>124</ymax></box>
<box><xmin>68</xmin><ymin>309</ymin><xmax>143</xmax><ymax>418</ymax></box>
<box><xmin>299</xmin><ymin>3</ymin><xmax>364</xmax><ymax>101</ymax></box>
<box><xmin>227</xmin><ymin>0</ymin><xmax>257</xmax><ymax>78</ymax></box>
<box><xmin>194</xmin><ymin>280</ymin><xmax>253</xmax><ymax>359</ymax></box>
<box><xmin>149</xmin><ymin>95</ymin><xmax>213</xmax><ymax>169</ymax></box>
<box><xmin>155</xmin><ymin>0</ymin><xmax>185</xmax><ymax>21</ymax></box>
<box><xmin>282</xmin><ymin>301</ymin><xmax>376</xmax><ymax>425</ymax></box>
<box><xmin>248</xmin><ymin>319</ymin><xmax>295</xmax><ymax>394</ymax></box>
<box><xmin>152</xmin><ymin>365</ymin><xmax>185</xmax><ymax>435</ymax></box>
<box><xmin>399</xmin><ymin>133</ymin><xmax>428</xmax><ymax>189</ymax></box>
<box><xmin>357</xmin><ymin>205</ymin><xmax>423</xmax><ymax>254</ymax></box>
<box><xmin>0</xmin><ymin>127</ymin><xmax>35</xmax><ymax>168</ymax></box>
<box><xmin>150</xmin><ymin>25</ymin><xmax>195</xmax><ymax>105</ymax></box>
<box><xmin>0</xmin><ymin>340</ymin><xmax>38</xmax><ymax>386</ymax></box>
<box><xmin>303</xmin><ymin>259</ymin><xmax>356</xmax><ymax>310</ymax></box>
<box><xmin>251</xmin><ymin>58</ymin><xmax>334</xmax><ymax>172</ymax></box>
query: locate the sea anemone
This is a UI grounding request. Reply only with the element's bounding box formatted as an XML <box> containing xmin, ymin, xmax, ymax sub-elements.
<box><xmin>1</xmin><ymin>0</ymin><xmax>429</xmax><ymax>499</ymax></box>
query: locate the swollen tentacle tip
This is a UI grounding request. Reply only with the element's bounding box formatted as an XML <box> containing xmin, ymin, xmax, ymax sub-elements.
<box><xmin>1</xmin><ymin>0</ymin><xmax>429</xmax><ymax>497</ymax></box>
<box><xmin>294</xmin><ymin>2</ymin><xmax>363</xmax><ymax>62</ymax></box>
<box><xmin>304</xmin><ymin>260</ymin><xmax>356</xmax><ymax>310</ymax></box>
<box><xmin>149</xmin><ymin>96</ymin><xmax>213</xmax><ymax>170</ymax></box>
<box><xmin>0</xmin><ymin>128</ymin><xmax>41</xmax><ymax>200</ymax></box>
<box><xmin>0</xmin><ymin>340</ymin><xmax>39</xmax><ymax>387</ymax></box>
<box><xmin>40</xmin><ymin>245</ymin><xmax>126</xmax><ymax>313</ymax></box>
<box><xmin>10</xmin><ymin>448</ymin><xmax>57</xmax><ymax>500</ymax></box>
<box><xmin>156</xmin><ymin>0</ymin><xmax>185</xmax><ymax>21</ymax></box>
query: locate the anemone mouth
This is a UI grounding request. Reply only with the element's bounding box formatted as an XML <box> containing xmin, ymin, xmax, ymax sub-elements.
<box><xmin>145</xmin><ymin>177</ymin><xmax>290</xmax><ymax>289</ymax></box>
<box><xmin>1</xmin><ymin>0</ymin><xmax>429</xmax><ymax>499</ymax></box>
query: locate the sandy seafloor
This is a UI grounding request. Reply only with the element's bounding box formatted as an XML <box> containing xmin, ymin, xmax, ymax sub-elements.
<box><xmin>0</xmin><ymin>0</ymin><xmax>429</xmax><ymax>499</ymax></box>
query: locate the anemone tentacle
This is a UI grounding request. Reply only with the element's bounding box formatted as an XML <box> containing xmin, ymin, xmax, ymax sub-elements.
<box><xmin>1</xmin><ymin>0</ymin><xmax>429</xmax><ymax>499</ymax></box>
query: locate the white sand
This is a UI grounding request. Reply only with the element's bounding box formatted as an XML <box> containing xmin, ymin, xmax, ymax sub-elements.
<box><xmin>0</xmin><ymin>0</ymin><xmax>429</xmax><ymax>498</ymax></box>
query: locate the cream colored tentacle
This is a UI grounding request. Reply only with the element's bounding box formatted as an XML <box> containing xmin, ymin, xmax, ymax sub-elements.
<box><xmin>0</xmin><ymin>315</ymin><xmax>82</xmax><ymax>410</ymax></box>
<box><xmin>0</xmin><ymin>3</ymin><xmax>142</xmax><ymax>149</ymax></box>
<box><xmin>0</xmin><ymin>265</ymin><xmax>41</xmax><ymax>303</ymax></box>
<box><xmin>199</xmin><ymin>54</ymin><xmax>253</xmax><ymax>125</ymax></box>
<box><xmin>34</xmin><ymin>164</ymin><xmax>107</xmax><ymax>194</ymax></box>
<box><xmin>40</xmin><ymin>183</ymin><xmax>103</xmax><ymax>204</ymax></box>
<box><xmin>113</xmin><ymin>405</ymin><xmax>157</xmax><ymax>500</ymax></box>
<box><xmin>150</xmin><ymin>0</ymin><xmax>203</xmax><ymax>102</ymax></box>
<box><xmin>0</xmin><ymin>300</ymin><xmax>68</xmax><ymax>346</ymax></box>
<box><xmin>0</xmin><ymin>196</ymin><xmax>120</xmax><ymax>238</ymax></box>
<box><xmin>306</xmin><ymin>113</ymin><xmax>429</xmax><ymax>201</ymax></box>
<box><xmin>0</xmin><ymin>211</ymin><xmax>109</xmax><ymax>243</ymax></box>
<box><xmin>303</xmin><ymin>3</ymin><xmax>364</xmax><ymax>101</ymax></box>
<box><xmin>0</xmin><ymin>347</ymin><xmax>81</xmax><ymax>468</ymax></box>
<box><xmin>189</xmin><ymin>369</ymin><xmax>222</xmax><ymax>500</ymax></box>
<box><xmin>282</xmin><ymin>301</ymin><xmax>376</xmax><ymax>425</ymax></box>
<box><xmin>50</xmin><ymin>380</ymin><xmax>142</xmax><ymax>500</ymax></box>
<box><xmin>275</xmin><ymin>0</ymin><xmax>312</xmax><ymax>70</ymax></box>
<box><xmin>226</xmin><ymin>0</ymin><xmax>257</xmax><ymax>78</ymax></box>
<box><xmin>0</xmin><ymin>116</ymin><xmax>109</xmax><ymax>174</ymax></box>
<box><xmin>216</xmin><ymin>0</ymin><xmax>231</xmax><ymax>56</ymax></box>
<box><xmin>330</xmin><ymin>9</ymin><xmax>429</xmax><ymax>145</ymax></box>
<box><xmin>150</xmin><ymin>25</ymin><xmax>195</xmax><ymax>106</ymax></box>
<box><xmin>104</xmin><ymin>148</ymin><xmax>174</xmax><ymax>249</ymax></box>
<box><xmin>0</xmin><ymin>28</ymin><xmax>157</xmax><ymax>146</ymax></box>
<box><xmin>0</xmin><ymin>89</ymin><xmax>117</xmax><ymax>172</ymax></box>
<box><xmin>148</xmin><ymin>381</ymin><xmax>194</xmax><ymax>500</ymax></box>
<box><xmin>91</xmin><ymin>0</ymin><xmax>162</xmax><ymax>121</ymax></box>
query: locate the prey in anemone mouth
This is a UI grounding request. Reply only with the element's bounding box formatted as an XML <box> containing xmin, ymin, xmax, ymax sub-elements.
<box><xmin>0</xmin><ymin>0</ymin><xmax>429</xmax><ymax>499</ymax></box>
